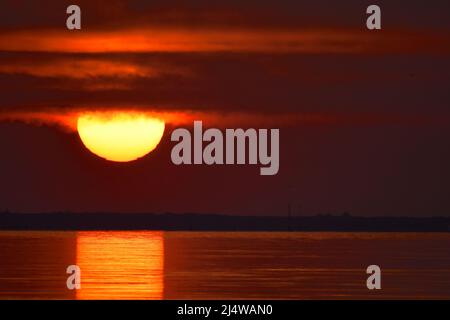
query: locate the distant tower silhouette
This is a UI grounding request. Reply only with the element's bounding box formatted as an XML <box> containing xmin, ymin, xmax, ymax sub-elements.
<box><xmin>287</xmin><ymin>202</ymin><xmax>292</xmax><ymax>231</ymax></box>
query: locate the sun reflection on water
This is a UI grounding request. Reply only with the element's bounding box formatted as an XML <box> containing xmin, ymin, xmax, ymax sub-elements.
<box><xmin>75</xmin><ymin>231</ymin><xmax>164</xmax><ymax>300</ymax></box>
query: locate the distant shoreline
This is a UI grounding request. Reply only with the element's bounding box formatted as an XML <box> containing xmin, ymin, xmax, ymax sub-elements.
<box><xmin>1</xmin><ymin>212</ymin><xmax>449</xmax><ymax>232</ymax></box>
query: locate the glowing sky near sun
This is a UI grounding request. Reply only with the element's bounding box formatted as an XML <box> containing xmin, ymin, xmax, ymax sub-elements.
<box><xmin>1</xmin><ymin>0</ymin><xmax>450</xmax><ymax>215</ymax></box>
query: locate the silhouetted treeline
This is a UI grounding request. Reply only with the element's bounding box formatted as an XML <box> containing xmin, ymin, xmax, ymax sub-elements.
<box><xmin>0</xmin><ymin>212</ymin><xmax>449</xmax><ymax>231</ymax></box>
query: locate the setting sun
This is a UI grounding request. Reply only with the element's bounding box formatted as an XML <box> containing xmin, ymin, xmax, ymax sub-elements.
<box><xmin>77</xmin><ymin>112</ymin><xmax>165</xmax><ymax>162</ymax></box>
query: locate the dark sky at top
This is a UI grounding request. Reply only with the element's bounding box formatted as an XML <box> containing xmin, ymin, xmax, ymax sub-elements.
<box><xmin>0</xmin><ymin>0</ymin><xmax>449</xmax><ymax>216</ymax></box>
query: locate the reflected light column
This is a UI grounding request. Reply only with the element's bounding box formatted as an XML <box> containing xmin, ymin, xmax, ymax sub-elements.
<box><xmin>76</xmin><ymin>231</ymin><xmax>164</xmax><ymax>300</ymax></box>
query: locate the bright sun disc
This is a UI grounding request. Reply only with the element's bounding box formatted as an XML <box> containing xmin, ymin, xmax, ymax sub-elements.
<box><xmin>77</xmin><ymin>112</ymin><xmax>165</xmax><ymax>162</ymax></box>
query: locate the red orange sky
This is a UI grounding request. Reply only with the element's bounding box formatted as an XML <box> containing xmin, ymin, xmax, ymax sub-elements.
<box><xmin>0</xmin><ymin>0</ymin><xmax>450</xmax><ymax>216</ymax></box>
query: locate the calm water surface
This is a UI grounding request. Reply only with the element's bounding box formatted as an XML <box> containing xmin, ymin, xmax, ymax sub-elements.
<box><xmin>0</xmin><ymin>231</ymin><xmax>449</xmax><ymax>299</ymax></box>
